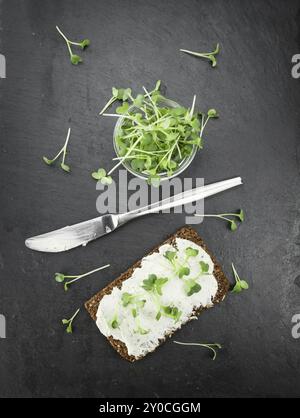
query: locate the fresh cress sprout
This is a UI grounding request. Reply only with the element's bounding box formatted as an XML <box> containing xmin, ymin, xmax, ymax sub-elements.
<box><xmin>43</xmin><ymin>127</ymin><xmax>72</xmax><ymax>172</ymax></box>
<box><xmin>91</xmin><ymin>168</ymin><xmax>113</xmax><ymax>184</ymax></box>
<box><xmin>55</xmin><ymin>264</ymin><xmax>110</xmax><ymax>291</ymax></box>
<box><xmin>97</xmin><ymin>81</ymin><xmax>218</xmax><ymax>186</ymax></box>
<box><xmin>99</xmin><ymin>88</ymin><xmax>133</xmax><ymax>115</ymax></box>
<box><xmin>173</xmin><ymin>341</ymin><xmax>222</xmax><ymax>360</ymax></box>
<box><xmin>231</xmin><ymin>263</ymin><xmax>249</xmax><ymax>293</ymax></box>
<box><xmin>142</xmin><ymin>274</ymin><xmax>168</xmax><ymax>296</ymax></box>
<box><xmin>110</xmin><ymin>315</ymin><xmax>119</xmax><ymax>329</ymax></box>
<box><xmin>61</xmin><ymin>308</ymin><xmax>80</xmax><ymax>333</ymax></box>
<box><xmin>164</xmin><ymin>247</ymin><xmax>201</xmax><ymax>279</ymax></box>
<box><xmin>164</xmin><ymin>248</ymin><xmax>209</xmax><ymax>296</ymax></box>
<box><xmin>161</xmin><ymin>306</ymin><xmax>181</xmax><ymax>321</ymax></box>
<box><xmin>121</xmin><ymin>292</ymin><xmax>149</xmax><ymax>335</ymax></box>
<box><xmin>180</xmin><ymin>44</ymin><xmax>220</xmax><ymax>67</ymax></box>
<box><xmin>56</xmin><ymin>26</ymin><xmax>90</xmax><ymax>65</ymax></box>
<box><xmin>199</xmin><ymin>261</ymin><xmax>209</xmax><ymax>273</ymax></box>
<box><xmin>194</xmin><ymin>209</ymin><xmax>244</xmax><ymax>231</ymax></box>
<box><xmin>184</xmin><ymin>279</ymin><xmax>201</xmax><ymax>296</ymax></box>
<box><xmin>141</xmin><ymin>274</ymin><xmax>182</xmax><ymax>322</ymax></box>
<box><xmin>164</xmin><ymin>250</ymin><xmax>190</xmax><ymax>278</ymax></box>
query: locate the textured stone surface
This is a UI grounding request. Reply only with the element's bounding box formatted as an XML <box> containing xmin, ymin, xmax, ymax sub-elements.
<box><xmin>0</xmin><ymin>0</ymin><xmax>300</xmax><ymax>398</ymax></box>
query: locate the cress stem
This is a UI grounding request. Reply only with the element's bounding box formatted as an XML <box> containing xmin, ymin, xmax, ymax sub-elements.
<box><xmin>65</xmin><ymin>264</ymin><xmax>110</xmax><ymax>285</ymax></box>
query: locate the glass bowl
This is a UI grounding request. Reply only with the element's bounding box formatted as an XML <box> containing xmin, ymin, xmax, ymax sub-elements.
<box><xmin>113</xmin><ymin>97</ymin><xmax>197</xmax><ymax>181</ymax></box>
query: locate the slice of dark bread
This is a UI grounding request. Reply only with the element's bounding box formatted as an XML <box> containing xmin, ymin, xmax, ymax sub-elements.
<box><xmin>85</xmin><ymin>226</ymin><xmax>229</xmax><ymax>362</ymax></box>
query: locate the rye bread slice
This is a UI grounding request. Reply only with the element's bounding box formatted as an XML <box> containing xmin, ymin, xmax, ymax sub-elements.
<box><xmin>85</xmin><ymin>226</ymin><xmax>229</xmax><ymax>362</ymax></box>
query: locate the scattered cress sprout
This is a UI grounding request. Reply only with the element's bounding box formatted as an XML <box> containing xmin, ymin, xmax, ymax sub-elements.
<box><xmin>61</xmin><ymin>308</ymin><xmax>80</xmax><ymax>333</ymax></box>
<box><xmin>56</xmin><ymin>25</ymin><xmax>90</xmax><ymax>65</ymax></box>
<box><xmin>231</xmin><ymin>263</ymin><xmax>249</xmax><ymax>293</ymax></box>
<box><xmin>43</xmin><ymin>127</ymin><xmax>72</xmax><ymax>172</ymax></box>
<box><xmin>180</xmin><ymin>44</ymin><xmax>220</xmax><ymax>67</ymax></box>
<box><xmin>173</xmin><ymin>341</ymin><xmax>222</xmax><ymax>360</ymax></box>
<box><xmin>55</xmin><ymin>264</ymin><xmax>110</xmax><ymax>291</ymax></box>
<box><xmin>91</xmin><ymin>168</ymin><xmax>112</xmax><ymax>185</ymax></box>
<box><xmin>194</xmin><ymin>209</ymin><xmax>244</xmax><ymax>231</ymax></box>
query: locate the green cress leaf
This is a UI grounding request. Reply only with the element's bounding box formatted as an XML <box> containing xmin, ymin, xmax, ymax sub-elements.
<box><xmin>60</xmin><ymin>163</ymin><xmax>70</xmax><ymax>172</ymax></box>
<box><xmin>232</xmin><ymin>282</ymin><xmax>242</xmax><ymax>293</ymax></box>
<box><xmin>115</xmin><ymin>88</ymin><xmax>125</xmax><ymax>99</ymax></box>
<box><xmin>62</xmin><ymin>319</ymin><xmax>69</xmax><ymax>324</ymax></box>
<box><xmin>164</xmin><ymin>251</ymin><xmax>177</xmax><ymax>263</ymax></box>
<box><xmin>112</xmin><ymin>87</ymin><xmax>119</xmax><ymax>98</ymax></box>
<box><xmin>207</xmin><ymin>108</ymin><xmax>218</xmax><ymax>118</ymax></box>
<box><xmin>162</xmin><ymin>306</ymin><xmax>181</xmax><ymax>322</ymax></box>
<box><xmin>154</xmin><ymin>80</ymin><xmax>161</xmax><ymax>91</ymax></box>
<box><xmin>70</xmin><ymin>54</ymin><xmax>82</xmax><ymax>65</ymax></box>
<box><xmin>230</xmin><ymin>220</ymin><xmax>237</xmax><ymax>231</ymax></box>
<box><xmin>122</xmin><ymin>88</ymin><xmax>132</xmax><ymax>101</ymax></box>
<box><xmin>100</xmin><ymin>175</ymin><xmax>113</xmax><ymax>185</ymax></box>
<box><xmin>131</xmin><ymin>159</ymin><xmax>145</xmax><ymax>172</ymax></box>
<box><xmin>79</xmin><ymin>39</ymin><xmax>90</xmax><ymax>49</ymax></box>
<box><xmin>43</xmin><ymin>156</ymin><xmax>53</xmax><ymax>165</ymax></box>
<box><xmin>200</xmin><ymin>261</ymin><xmax>209</xmax><ymax>273</ymax></box>
<box><xmin>91</xmin><ymin>168</ymin><xmax>106</xmax><ymax>180</ymax></box>
<box><xmin>134</xmin><ymin>94</ymin><xmax>144</xmax><ymax>107</ymax></box>
<box><xmin>240</xmin><ymin>280</ymin><xmax>249</xmax><ymax>290</ymax></box>
<box><xmin>178</xmin><ymin>266</ymin><xmax>190</xmax><ymax>278</ymax></box>
<box><xmin>55</xmin><ymin>273</ymin><xmax>65</xmax><ymax>283</ymax></box>
<box><xmin>116</xmin><ymin>102</ymin><xmax>129</xmax><ymax>114</ymax></box>
<box><xmin>121</xmin><ymin>292</ymin><xmax>134</xmax><ymax>307</ymax></box>
<box><xmin>142</xmin><ymin>274</ymin><xmax>157</xmax><ymax>291</ymax></box>
<box><xmin>237</xmin><ymin>209</ymin><xmax>244</xmax><ymax>222</ymax></box>
<box><xmin>111</xmin><ymin>319</ymin><xmax>119</xmax><ymax>329</ymax></box>
<box><xmin>184</xmin><ymin>279</ymin><xmax>201</xmax><ymax>296</ymax></box>
<box><xmin>168</xmin><ymin>160</ymin><xmax>177</xmax><ymax>170</ymax></box>
<box><xmin>66</xmin><ymin>323</ymin><xmax>73</xmax><ymax>333</ymax></box>
<box><xmin>156</xmin><ymin>311</ymin><xmax>161</xmax><ymax>321</ymax></box>
<box><xmin>185</xmin><ymin>247</ymin><xmax>199</xmax><ymax>258</ymax></box>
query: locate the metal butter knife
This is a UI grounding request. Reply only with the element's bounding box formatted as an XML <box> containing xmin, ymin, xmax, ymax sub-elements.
<box><xmin>25</xmin><ymin>177</ymin><xmax>242</xmax><ymax>253</ymax></box>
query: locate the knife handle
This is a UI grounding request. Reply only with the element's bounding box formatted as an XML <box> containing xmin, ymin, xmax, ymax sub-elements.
<box><xmin>117</xmin><ymin>177</ymin><xmax>242</xmax><ymax>225</ymax></box>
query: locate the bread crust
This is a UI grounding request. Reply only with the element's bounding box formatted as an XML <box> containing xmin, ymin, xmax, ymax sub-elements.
<box><xmin>85</xmin><ymin>226</ymin><xmax>229</xmax><ymax>362</ymax></box>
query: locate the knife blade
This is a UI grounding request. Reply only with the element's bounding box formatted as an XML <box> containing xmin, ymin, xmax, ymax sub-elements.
<box><xmin>25</xmin><ymin>214</ymin><xmax>118</xmax><ymax>253</ymax></box>
<box><xmin>25</xmin><ymin>177</ymin><xmax>242</xmax><ymax>253</ymax></box>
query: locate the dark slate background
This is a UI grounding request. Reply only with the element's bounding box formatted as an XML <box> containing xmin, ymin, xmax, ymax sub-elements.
<box><xmin>0</xmin><ymin>0</ymin><xmax>300</xmax><ymax>398</ymax></box>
